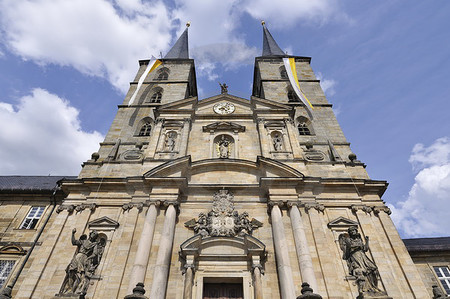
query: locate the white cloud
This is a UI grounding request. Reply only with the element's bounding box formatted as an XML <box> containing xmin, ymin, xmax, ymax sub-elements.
<box><xmin>0</xmin><ymin>0</ymin><xmax>345</xmax><ymax>91</ymax></box>
<box><xmin>242</xmin><ymin>0</ymin><xmax>344</xmax><ymax>28</ymax></box>
<box><xmin>0</xmin><ymin>89</ymin><xmax>103</xmax><ymax>175</ymax></box>
<box><xmin>0</xmin><ymin>0</ymin><xmax>174</xmax><ymax>93</ymax></box>
<box><xmin>390</xmin><ymin>137</ymin><xmax>450</xmax><ymax>237</ymax></box>
<box><xmin>316</xmin><ymin>72</ymin><xmax>337</xmax><ymax>96</ymax></box>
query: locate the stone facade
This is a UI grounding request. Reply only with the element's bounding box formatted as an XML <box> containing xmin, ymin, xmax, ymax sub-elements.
<box><xmin>0</xmin><ymin>30</ymin><xmax>441</xmax><ymax>299</ymax></box>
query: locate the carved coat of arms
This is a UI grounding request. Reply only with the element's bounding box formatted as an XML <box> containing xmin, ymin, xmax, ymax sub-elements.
<box><xmin>185</xmin><ymin>190</ymin><xmax>262</xmax><ymax>237</ymax></box>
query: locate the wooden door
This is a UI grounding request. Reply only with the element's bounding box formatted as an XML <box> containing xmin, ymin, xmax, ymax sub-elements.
<box><xmin>203</xmin><ymin>283</ymin><xmax>243</xmax><ymax>299</ymax></box>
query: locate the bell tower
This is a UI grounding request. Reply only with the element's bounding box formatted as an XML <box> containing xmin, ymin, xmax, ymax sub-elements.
<box><xmin>79</xmin><ymin>24</ymin><xmax>197</xmax><ymax>178</ymax></box>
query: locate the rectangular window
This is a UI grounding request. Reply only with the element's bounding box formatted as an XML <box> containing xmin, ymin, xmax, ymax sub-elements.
<box><xmin>0</xmin><ymin>260</ymin><xmax>15</xmax><ymax>288</ymax></box>
<box><xmin>19</xmin><ymin>206</ymin><xmax>45</xmax><ymax>229</ymax></box>
<box><xmin>434</xmin><ymin>266</ymin><xmax>450</xmax><ymax>294</ymax></box>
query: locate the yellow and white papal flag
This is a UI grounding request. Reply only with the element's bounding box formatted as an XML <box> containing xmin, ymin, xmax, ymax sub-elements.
<box><xmin>128</xmin><ymin>56</ymin><xmax>162</xmax><ymax>106</ymax></box>
<box><xmin>283</xmin><ymin>57</ymin><xmax>314</xmax><ymax>117</ymax></box>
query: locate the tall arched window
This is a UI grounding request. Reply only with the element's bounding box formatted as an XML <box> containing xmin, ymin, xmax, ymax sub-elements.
<box><xmin>156</xmin><ymin>67</ymin><xmax>169</xmax><ymax>81</ymax></box>
<box><xmin>297</xmin><ymin>122</ymin><xmax>311</xmax><ymax>136</ymax></box>
<box><xmin>279</xmin><ymin>66</ymin><xmax>288</xmax><ymax>79</ymax></box>
<box><xmin>150</xmin><ymin>91</ymin><xmax>162</xmax><ymax>103</ymax></box>
<box><xmin>138</xmin><ymin>123</ymin><xmax>152</xmax><ymax>136</ymax></box>
<box><xmin>288</xmin><ymin>90</ymin><xmax>300</xmax><ymax>102</ymax></box>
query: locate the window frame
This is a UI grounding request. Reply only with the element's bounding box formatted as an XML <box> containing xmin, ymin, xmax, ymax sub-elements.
<box><xmin>0</xmin><ymin>259</ymin><xmax>16</xmax><ymax>289</ymax></box>
<box><xmin>138</xmin><ymin>123</ymin><xmax>152</xmax><ymax>137</ymax></box>
<box><xmin>19</xmin><ymin>206</ymin><xmax>45</xmax><ymax>230</ymax></box>
<box><xmin>434</xmin><ymin>266</ymin><xmax>450</xmax><ymax>295</ymax></box>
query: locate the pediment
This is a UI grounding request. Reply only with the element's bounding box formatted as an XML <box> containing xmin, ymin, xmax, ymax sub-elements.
<box><xmin>0</xmin><ymin>245</ymin><xmax>27</xmax><ymax>255</ymax></box>
<box><xmin>88</xmin><ymin>216</ymin><xmax>119</xmax><ymax>230</ymax></box>
<box><xmin>202</xmin><ymin>121</ymin><xmax>245</xmax><ymax>132</ymax></box>
<box><xmin>327</xmin><ymin>216</ymin><xmax>359</xmax><ymax>229</ymax></box>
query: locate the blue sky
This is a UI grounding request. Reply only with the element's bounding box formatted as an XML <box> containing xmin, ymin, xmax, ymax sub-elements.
<box><xmin>0</xmin><ymin>0</ymin><xmax>449</xmax><ymax>238</ymax></box>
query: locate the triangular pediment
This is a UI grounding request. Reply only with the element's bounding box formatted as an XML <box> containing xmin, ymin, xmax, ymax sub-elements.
<box><xmin>202</xmin><ymin>121</ymin><xmax>245</xmax><ymax>132</ymax></box>
<box><xmin>196</xmin><ymin>93</ymin><xmax>253</xmax><ymax>116</ymax></box>
<box><xmin>327</xmin><ymin>216</ymin><xmax>359</xmax><ymax>229</ymax></box>
<box><xmin>88</xmin><ymin>216</ymin><xmax>119</xmax><ymax>230</ymax></box>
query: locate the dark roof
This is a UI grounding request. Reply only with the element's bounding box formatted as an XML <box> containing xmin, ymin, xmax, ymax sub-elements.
<box><xmin>403</xmin><ymin>237</ymin><xmax>450</xmax><ymax>252</ymax></box>
<box><xmin>262</xmin><ymin>24</ymin><xmax>285</xmax><ymax>57</ymax></box>
<box><xmin>164</xmin><ymin>27</ymin><xmax>189</xmax><ymax>59</ymax></box>
<box><xmin>0</xmin><ymin>176</ymin><xmax>76</xmax><ymax>191</ymax></box>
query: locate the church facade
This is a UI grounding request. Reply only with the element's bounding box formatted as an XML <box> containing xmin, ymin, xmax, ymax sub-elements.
<box><xmin>0</xmin><ymin>25</ymin><xmax>445</xmax><ymax>299</ymax></box>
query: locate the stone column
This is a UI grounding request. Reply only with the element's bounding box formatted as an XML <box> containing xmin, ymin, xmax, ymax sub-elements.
<box><xmin>269</xmin><ymin>202</ymin><xmax>296</xmax><ymax>299</ymax></box>
<box><xmin>284</xmin><ymin>118</ymin><xmax>303</xmax><ymax>159</ymax></box>
<box><xmin>181</xmin><ymin>118</ymin><xmax>191</xmax><ymax>156</ymax></box>
<box><xmin>149</xmin><ymin>202</ymin><xmax>177</xmax><ymax>299</ymax></box>
<box><xmin>251</xmin><ymin>256</ymin><xmax>264</xmax><ymax>299</ymax></box>
<box><xmin>127</xmin><ymin>202</ymin><xmax>160</xmax><ymax>294</ymax></box>
<box><xmin>182</xmin><ymin>264</ymin><xmax>194</xmax><ymax>299</ymax></box>
<box><xmin>288</xmin><ymin>202</ymin><xmax>318</xmax><ymax>292</ymax></box>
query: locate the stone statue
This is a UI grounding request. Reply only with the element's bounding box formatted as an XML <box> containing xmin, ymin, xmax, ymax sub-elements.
<box><xmin>218</xmin><ymin>138</ymin><xmax>230</xmax><ymax>158</ymax></box>
<box><xmin>273</xmin><ymin>133</ymin><xmax>283</xmax><ymax>151</ymax></box>
<box><xmin>164</xmin><ymin>131</ymin><xmax>176</xmax><ymax>152</ymax></box>
<box><xmin>219</xmin><ymin>82</ymin><xmax>228</xmax><ymax>94</ymax></box>
<box><xmin>61</xmin><ymin>228</ymin><xmax>105</xmax><ymax>295</ymax></box>
<box><xmin>339</xmin><ymin>226</ymin><xmax>384</xmax><ymax>297</ymax></box>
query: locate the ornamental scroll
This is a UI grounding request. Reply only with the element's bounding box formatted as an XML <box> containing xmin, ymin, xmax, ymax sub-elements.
<box><xmin>185</xmin><ymin>189</ymin><xmax>262</xmax><ymax>237</ymax></box>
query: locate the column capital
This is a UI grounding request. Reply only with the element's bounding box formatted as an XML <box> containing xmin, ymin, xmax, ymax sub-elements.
<box><xmin>251</xmin><ymin>263</ymin><xmax>265</xmax><ymax>275</ymax></box>
<box><xmin>74</xmin><ymin>203</ymin><xmax>97</xmax><ymax>213</ymax></box>
<box><xmin>287</xmin><ymin>201</ymin><xmax>302</xmax><ymax>208</ymax></box>
<box><xmin>182</xmin><ymin>263</ymin><xmax>196</xmax><ymax>275</ymax></box>
<box><xmin>372</xmin><ymin>205</ymin><xmax>391</xmax><ymax>216</ymax></box>
<box><xmin>304</xmin><ymin>203</ymin><xmax>325</xmax><ymax>213</ymax></box>
<box><xmin>156</xmin><ymin>117</ymin><xmax>165</xmax><ymax>124</ymax></box>
<box><xmin>56</xmin><ymin>204</ymin><xmax>74</xmax><ymax>214</ymax></box>
<box><xmin>351</xmin><ymin>204</ymin><xmax>372</xmax><ymax>214</ymax></box>
<box><xmin>257</xmin><ymin>117</ymin><xmax>265</xmax><ymax>124</ymax></box>
<box><xmin>146</xmin><ymin>200</ymin><xmax>161</xmax><ymax>207</ymax></box>
<box><xmin>123</xmin><ymin>202</ymin><xmax>144</xmax><ymax>212</ymax></box>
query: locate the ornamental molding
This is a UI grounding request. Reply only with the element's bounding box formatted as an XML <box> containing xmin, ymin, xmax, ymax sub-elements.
<box><xmin>184</xmin><ymin>189</ymin><xmax>262</xmax><ymax>237</ymax></box>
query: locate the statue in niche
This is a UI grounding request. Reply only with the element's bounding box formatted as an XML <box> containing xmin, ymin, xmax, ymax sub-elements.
<box><xmin>339</xmin><ymin>226</ymin><xmax>385</xmax><ymax>298</ymax></box>
<box><xmin>164</xmin><ymin>131</ymin><xmax>177</xmax><ymax>152</ymax></box>
<box><xmin>272</xmin><ymin>132</ymin><xmax>283</xmax><ymax>151</ymax></box>
<box><xmin>60</xmin><ymin>229</ymin><xmax>105</xmax><ymax>295</ymax></box>
<box><xmin>217</xmin><ymin>136</ymin><xmax>231</xmax><ymax>158</ymax></box>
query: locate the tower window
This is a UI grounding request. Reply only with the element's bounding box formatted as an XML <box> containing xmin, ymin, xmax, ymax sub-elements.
<box><xmin>157</xmin><ymin>72</ymin><xmax>168</xmax><ymax>80</ymax></box>
<box><xmin>434</xmin><ymin>266</ymin><xmax>450</xmax><ymax>294</ymax></box>
<box><xmin>288</xmin><ymin>90</ymin><xmax>300</xmax><ymax>102</ymax></box>
<box><xmin>0</xmin><ymin>260</ymin><xmax>15</xmax><ymax>288</ymax></box>
<box><xmin>280</xmin><ymin>66</ymin><xmax>288</xmax><ymax>79</ymax></box>
<box><xmin>150</xmin><ymin>91</ymin><xmax>162</xmax><ymax>103</ymax></box>
<box><xmin>20</xmin><ymin>206</ymin><xmax>45</xmax><ymax>229</ymax></box>
<box><xmin>298</xmin><ymin>122</ymin><xmax>311</xmax><ymax>136</ymax></box>
<box><xmin>138</xmin><ymin>123</ymin><xmax>152</xmax><ymax>136</ymax></box>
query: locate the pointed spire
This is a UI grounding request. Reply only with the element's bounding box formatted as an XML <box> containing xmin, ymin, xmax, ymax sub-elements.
<box><xmin>164</xmin><ymin>22</ymin><xmax>190</xmax><ymax>59</ymax></box>
<box><xmin>261</xmin><ymin>21</ymin><xmax>285</xmax><ymax>56</ymax></box>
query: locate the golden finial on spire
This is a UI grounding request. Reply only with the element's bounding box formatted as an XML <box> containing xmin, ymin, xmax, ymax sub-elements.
<box><xmin>261</xmin><ymin>20</ymin><xmax>265</xmax><ymax>26</ymax></box>
<box><xmin>186</xmin><ymin>21</ymin><xmax>191</xmax><ymax>27</ymax></box>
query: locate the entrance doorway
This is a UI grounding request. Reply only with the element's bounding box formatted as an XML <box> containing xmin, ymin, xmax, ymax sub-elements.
<box><xmin>203</xmin><ymin>283</ymin><xmax>243</xmax><ymax>299</ymax></box>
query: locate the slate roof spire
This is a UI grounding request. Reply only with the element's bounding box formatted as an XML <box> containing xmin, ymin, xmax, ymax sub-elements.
<box><xmin>261</xmin><ymin>21</ymin><xmax>285</xmax><ymax>56</ymax></box>
<box><xmin>164</xmin><ymin>22</ymin><xmax>190</xmax><ymax>59</ymax></box>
